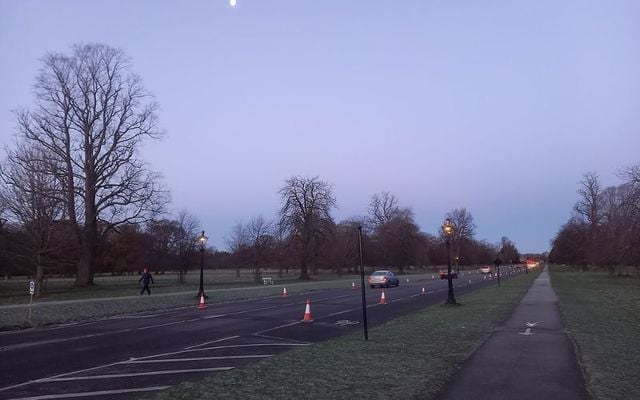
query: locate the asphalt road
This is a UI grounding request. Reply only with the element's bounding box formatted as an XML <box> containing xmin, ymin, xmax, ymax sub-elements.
<box><xmin>0</xmin><ymin>268</ymin><xmax>523</xmax><ymax>400</ymax></box>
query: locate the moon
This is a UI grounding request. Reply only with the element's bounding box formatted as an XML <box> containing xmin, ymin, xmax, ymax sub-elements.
<box><xmin>230</xmin><ymin>0</ymin><xmax>237</xmax><ymax>7</ymax></box>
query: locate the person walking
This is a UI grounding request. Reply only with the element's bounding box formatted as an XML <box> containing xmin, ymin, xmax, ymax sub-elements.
<box><xmin>138</xmin><ymin>268</ymin><xmax>154</xmax><ymax>295</ymax></box>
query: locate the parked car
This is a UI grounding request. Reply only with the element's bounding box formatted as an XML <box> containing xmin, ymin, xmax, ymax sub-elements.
<box><xmin>480</xmin><ymin>266</ymin><xmax>491</xmax><ymax>274</ymax></box>
<box><xmin>368</xmin><ymin>270</ymin><xmax>400</xmax><ymax>288</ymax></box>
<box><xmin>440</xmin><ymin>270</ymin><xmax>458</xmax><ymax>279</ymax></box>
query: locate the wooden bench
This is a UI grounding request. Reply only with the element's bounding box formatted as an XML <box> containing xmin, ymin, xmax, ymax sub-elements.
<box><xmin>262</xmin><ymin>277</ymin><xmax>274</xmax><ymax>285</ymax></box>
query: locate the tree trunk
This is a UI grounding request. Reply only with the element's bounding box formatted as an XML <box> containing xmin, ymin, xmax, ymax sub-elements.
<box><xmin>76</xmin><ymin>215</ymin><xmax>97</xmax><ymax>286</ymax></box>
<box><xmin>36</xmin><ymin>257</ymin><xmax>44</xmax><ymax>297</ymax></box>
<box><xmin>299</xmin><ymin>254</ymin><xmax>310</xmax><ymax>280</ymax></box>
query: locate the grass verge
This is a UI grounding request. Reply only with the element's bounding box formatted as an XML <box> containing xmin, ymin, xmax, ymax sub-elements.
<box><xmin>550</xmin><ymin>265</ymin><xmax>640</xmax><ymax>400</ymax></box>
<box><xmin>143</xmin><ymin>269</ymin><xmax>541</xmax><ymax>400</ymax></box>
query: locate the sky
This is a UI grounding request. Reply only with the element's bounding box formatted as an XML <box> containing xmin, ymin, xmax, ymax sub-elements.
<box><xmin>1</xmin><ymin>0</ymin><xmax>639</xmax><ymax>253</ymax></box>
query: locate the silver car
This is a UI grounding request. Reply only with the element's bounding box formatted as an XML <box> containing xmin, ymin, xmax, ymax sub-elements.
<box><xmin>368</xmin><ymin>270</ymin><xmax>400</xmax><ymax>288</ymax></box>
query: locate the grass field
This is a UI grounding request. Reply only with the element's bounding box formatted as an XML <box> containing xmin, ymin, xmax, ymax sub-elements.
<box><xmin>550</xmin><ymin>265</ymin><xmax>640</xmax><ymax>400</ymax></box>
<box><xmin>140</xmin><ymin>269</ymin><xmax>542</xmax><ymax>400</ymax></box>
<box><xmin>0</xmin><ymin>269</ymin><xmax>315</xmax><ymax>304</ymax></box>
<box><xmin>0</xmin><ymin>269</ymin><xmax>441</xmax><ymax>330</ymax></box>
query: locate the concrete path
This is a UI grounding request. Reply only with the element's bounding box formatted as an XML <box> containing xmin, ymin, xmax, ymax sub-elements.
<box><xmin>437</xmin><ymin>267</ymin><xmax>590</xmax><ymax>400</ymax></box>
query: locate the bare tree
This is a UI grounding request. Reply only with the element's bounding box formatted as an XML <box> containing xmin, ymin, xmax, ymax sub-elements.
<box><xmin>278</xmin><ymin>176</ymin><xmax>336</xmax><ymax>280</ymax></box>
<box><xmin>175</xmin><ymin>210</ymin><xmax>199</xmax><ymax>283</ymax></box>
<box><xmin>225</xmin><ymin>221</ymin><xmax>248</xmax><ymax>278</ymax></box>
<box><xmin>368</xmin><ymin>191</ymin><xmax>401</xmax><ymax>227</ymax></box>
<box><xmin>499</xmin><ymin>236</ymin><xmax>520</xmax><ymax>265</ymax></box>
<box><xmin>445</xmin><ymin>208</ymin><xmax>476</xmax><ymax>270</ymax></box>
<box><xmin>0</xmin><ymin>144</ymin><xmax>66</xmax><ymax>293</ymax></box>
<box><xmin>245</xmin><ymin>215</ymin><xmax>274</xmax><ymax>283</ymax></box>
<box><xmin>14</xmin><ymin>44</ymin><xmax>168</xmax><ymax>286</ymax></box>
<box><xmin>574</xmin><ymin>172</ymin><xmax>603</xmax><ymax>268</ymax></box>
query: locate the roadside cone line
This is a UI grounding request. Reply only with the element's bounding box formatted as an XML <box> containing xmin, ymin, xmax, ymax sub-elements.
<box><xmin>421</xmin><ymin>287</ymin><xmax>426</xmax><ymax>295</ymax></box>
<box><xmin>351</xmin><ymin>282</ymin><xmax>357</xmax><ymax>290</ymax></box>
<box><xmin>379</xmin><ymin>290</ymin><xmax>387</xmax><ymax>305</ymax></box>
<box><xmin>302</xmin><ymin>299</ymin><xmax>313</xmax><ymax>322</ymax></box>
<box><xmin>468</xmin><ymin>279</ymin><xmax>472</xmax><ymax>284</ymax></box>
<box><xmin>282</xmin><ymin>287</ymin><xmax>288</xmax><ymax>297</ymax></box>
<box><xmin>198</xmin><ymin>294</ymin><xmax>206</xmax><ymax>309</ymax></box>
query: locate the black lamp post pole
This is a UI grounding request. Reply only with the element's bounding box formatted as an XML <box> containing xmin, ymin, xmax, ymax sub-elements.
<box><xmin>445</xmin><ymin>230</ymin><xmax>456</xmax><ymax>304</ymax></box>
<box><xmin>197</xmin><ymin>231</ymin><xmax>207</xmax><ymax>299</ymax></box>
<box><xmin>358</xmin><ymin>226</ymin><xmax>369</xmax><ymax>341</ymax></box>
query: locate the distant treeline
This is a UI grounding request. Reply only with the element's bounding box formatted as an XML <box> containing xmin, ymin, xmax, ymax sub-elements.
<box><xmin>549</xmin><ymin>165</ymin><xmax>640</xmax><ymax>275</ymax></box>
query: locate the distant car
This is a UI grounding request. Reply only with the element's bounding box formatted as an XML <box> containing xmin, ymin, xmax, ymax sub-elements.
<box><xmin>440</xmin><ymin>270</ymin><xmax>458</xmax><ymax>279</ymax></box>
<box><xmin>480</xmin><ymin>266</ymin><xmax>491</xmax><ymax>274</ymax></box>
<box><xmin>368</xmin><ymin>270</ymin><xmax>400</xmax><ymax>288</ymax></box>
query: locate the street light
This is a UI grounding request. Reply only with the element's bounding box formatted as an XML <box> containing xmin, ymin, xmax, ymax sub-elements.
<box><xmin>357</xmin><ymin>226</ymin><xmax>369</xmax><ymax>341</ymax></box>
<box><xmin>196</xmin><ymin>231</ymin><xmax>208</xmax><ymax>299</ymax></box>
<box><xmin>443</xmin><ymin>218</ymin><xmax>457</xmax><ymax>304</ymax></box>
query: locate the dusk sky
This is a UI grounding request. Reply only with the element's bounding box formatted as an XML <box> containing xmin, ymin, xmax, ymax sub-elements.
<box><xmin>1</xmin><ymin>0</ymin><xmax>639</xmax><ymax>253</ymax></box>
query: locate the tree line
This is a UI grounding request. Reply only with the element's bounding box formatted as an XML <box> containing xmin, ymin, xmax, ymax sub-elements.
<box><xmin>549</xmin><ymin>166</ymin><xmax>640</xmax><ymax>275</ymax></box>
<box><xmin>0</xmin><ymin>43</ymin><xmax>520</xmax><ymax>290</ymax></box>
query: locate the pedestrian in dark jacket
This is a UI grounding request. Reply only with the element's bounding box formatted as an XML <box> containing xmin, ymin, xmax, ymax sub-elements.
<box><xmin>138</xmin><ymin>268</ymin><xmax>154</xmax><ymax>295</ymax></box>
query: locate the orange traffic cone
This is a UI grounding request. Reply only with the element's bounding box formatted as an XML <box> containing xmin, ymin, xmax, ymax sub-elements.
<box><xmin>198</xmin><ymin>294</ymin><xmax>206</xmax><ymax>309</ymax></box>
<box><xmin>379</xmin><ymin>290</ymin><xmax>387</xmax><ymax>305</ymax></box>
<box><xmin>351</xmin><ymin>282</ymin><xmax>357</xmax><ymax>290</ymax></box>
<box><xmin>282</xmin><ymin>287</ymin><xmax>288</xmax><ymax>297</ymax></box>
<box><xmin>421</xmin><ymin>287</ymin><xmax>426</xmax><ymax>295</ymax></box>
<box><xmin>302</xmin><ymin>299</ymin><xmax>313</xmax><ymax>322</ymax></box>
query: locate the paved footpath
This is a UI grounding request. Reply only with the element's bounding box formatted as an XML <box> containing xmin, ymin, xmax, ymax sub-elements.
<box><xmin>437</xmin><ymin>267</ymin><xmax>590</xmax><ymax>400</ymax></box>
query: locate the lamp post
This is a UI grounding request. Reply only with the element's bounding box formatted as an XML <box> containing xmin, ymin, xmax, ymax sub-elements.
<box><xmin>358</xmin><ymin>226</ymin><xmax>369</xmax><ymax>341</ymax></box>
<box><xmin>196</xmin><ymin>231</ymin><xmax>208</xmax><ymax>299</ymax></box>
<box><xmin>443</xmin><ymin>218</ymin><xmax>457</xmax><ymax>304</ymax></box>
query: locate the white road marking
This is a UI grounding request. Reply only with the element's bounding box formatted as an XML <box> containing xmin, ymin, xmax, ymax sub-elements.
<box><xmin>132</xmin><ymin>342</ymin><xmax>309</xmax><ymax>362</ymax></box>
<box><xmin>195</xmin><ymin>343</ymin><xmax>310</xmax><ymax>351</ymax></box>
<box><xmin>184</xmin><ymin>335</ymin><xmax>239</xmax><ymax>350</ymax></box>
<box><xmin>253</xmin><ymin>321</ymin><xmax>302</xmax><ymax>335</ymax></box>
<box><xmin>125</xmin><ymin>354</ymin><xmax>274</xmax><ymax>363</ymax></box>
<box><xmin>109</xmin><ymin>314</ymin><xmax>159</xmax><ymax>319</ymax></box>
<box><xmin>1</xmin><ymin>329</ymin><xmax>133</xmax><ymax>352</ymax></box>
<box><xmin>136</xmin><ymin>321</ymin><xmax>184</xmax><ymax>330</ymax></box>
<box><xmin>4</xmin><ymin>386</ymin><xmax>171</xmax><ymax>400</ymax></box>
<box><xmin>518</xmin><ymin>328</ymin><xmax>534</xmax><ymax>336</ymax></box>
<box><xmin>41</xmin><ymin>368</ymin><xmax>234</xmax><ymax>382</ymax></box>
<box><xmin>251</xmin><ymin>333</ymin><xmax>311</xmax><ymax>345</ymax></box>
<box><xmin>203</xmin><ymin>304</ymin><xmax>283</xmax><ymax>319</ymax></box>
<box><xmin>0</xmin><ymin>360</ymin><xmax>124</xmax><ymax>393</ymax></box>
